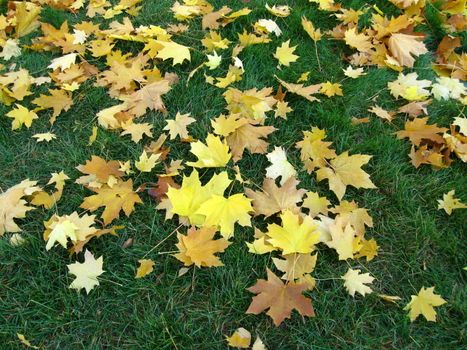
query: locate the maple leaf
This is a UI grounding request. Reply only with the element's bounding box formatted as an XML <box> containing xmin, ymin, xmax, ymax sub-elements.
<box><xmin>343</xmin><ymin>66</ymin><xmax>366</xmax><ymax>79</ymax></box>
<box><xmin>32</xmin><ymin>89</ymin><xmax>73</xmax><ymax>123</ymax></box>
<box><xmin>125</xmin><ymin>80</ymin><xmax>173</xmax><ymax>117</ymax></box>
<box><xmin>404</xmin><ymin>286</ymin><xmax>446</xmax><ymax>322</ymax></box>
<box><xmin>316</xmin><ymin>152</ymin><xmax>376</xmax><ymax>201</ymax></box>
<box><xmin>320</xmin><ymin>82</ymin><xmax>343</xmax><ymax>97</ymax></box>
<box><xmin>266</xmin><ymin>210</ymin><xmax>320</xmax><ymax>255</ymax></box>
<box><xmin>225</xmin><ymin>328</ymin><xmax>251</xmax><ymax>348</ymax></box>
<box><xmin>167</xmin><ymin>170</ymin><xmax>231</xmax><ymax>226</ymax></box>
<box><xmin>67</xmin><ymin>250</ymin><xmax>104</xmax><ymax>294</ymax></box>
<box><xmin>388</xmin><ymin>33</ymin><xmax>427</xmax><ymax>68</ymax></box>
<box><xmin>135</xmin><ymin>150</ymin><xmax>160</xmax><ymax>172</ymax></box>
<box><xmin>355</xmin><ymin>238</ymin><xmax>379</xmax><ymax>261</ymax></box>
<box><xmin>187</xmin><ymin>134</ymin><xmax>231</xmax><ymax>168</ymax></box>
<box><xmin>32</xmin><ymin>132</ymin><xmax>56</xmax><ymax>142</ymax></box>
<box><xmin>196</xmin><ymin>194</ymin><xmax>252</xmax><ymax>238</ymax></box>
<box><xmin>331</xmin><ymin>200</ymin><xmax>373</xmax><ymax>236</ymax></box>
<box><xmin>368</xmin><ymin>105</ymin><xmax>395</xmax><ymax>122</ymax></box>
<box><xmin>225</xmin><ymin>121</ymin><xmax>275</xmax><ymax>161</ymax></box>
<box><xmin>135</xmin><ymin>259</ymin><xmax>155</xmax><ymax>278</ymax></box>
<box><xmin>273</xmin><ymin>253</ymin><xmax>317</xmax><ymax>283</ymax></box>
<box><xmin>156</xmin><ymin>40</ymin><xmax>191</xmax><ymax>65</ymax></box>
<box><xmin>437</xmin><ymin>190</ymin><xmax>466</xmax><ymax>215</ymax></box>
<box><xmin>48</xmin><ymin>53</ymin><xmax>77</xmax><ymax>71</ymax></box>
<box><xmin>388</xmin><ymin>73</ymin><xmax>431</xmax><ymax>101</ymax></box>
<box><xmin>266</xmin><ymin>4</ymin><xmax>291</xmax><ymax>17</ymax></box>
<box><xmin>276</xmin><ymin>76</ymin><xmax>321</xmax><ymax>102</ymax></box>
<box><xmin>275</xmin><ymin>100</ymin><xmax>293</xmax><ymax>119</ymax></box>
<box><xmin>274</xmin><ymin>40</ymin><xmax>299</xmax><ymax>66</ymax></box>
<box><xmin>325</xmin><ymin>220</ymin><xmax>356</xmax><ymax>260</ymax></box>
<box><xmin>0</xmin><ymin>39</ymin><xmax>21</xmax><ymax>60</ymax></box>
<box><xmin>395</xmin><ymin>117</ymin><xmax>447</xmax><ymax>146</ymax></box>
<box><xmin>80</xmin><ymin>179</ymin><xmax>142</xmax><ymax>225</ymax></box>
<box><xmin>245</xmin><ymin>177</ymin><xmax>305</xmax><ymax>217</ymax></box>
<box><xmin>120</xmin><ymin>122</ymin><xmax>153</xmax><ymax>143</ymax></box>
<box><xmin>246</xmin><ymin>268</ymin><xmax>315</xmax><ymax>326</ymax></box>
<box><xmin>164</xmin><ymin>112</ymin><xmax>196</xmax><ymax>139</ymax></box>
<box><xmin>76</xmin><ymin>156</ymin><xmax>124</xmax><ymax>187</ymax></box>
<box><xmin>344</xmin><ymin>27</ymin><xmax>372</xmax><ymax>52</ymax></box>
<box><xmin>341</xmin><ymin>268</ymin><xmax>374</xmax><ymax>297</ymax></box>
<box><xmin>174</xmin><ymin>226</ymin><xmax>231</xmax><ymax>267</ymax></box>
<box><xmin>302</xmin><ymin>17</ymin><xmax>322</xmax><ymax>41</ymax></box>
<box><xmin>45</xmin><ymin>220</ymin><xmax>78</xmax><ymax>250</ymax></box>
<box><xmin>224</xmin><ymin>87</ymin><xmax>277</xmax><ymax>121</ymax></box>
<box><xmin>0</xmin><ymin>180</ymin><xmax>38</xmax><ymax>235</ymax></box>
<box><xmin>302</xmin><ymin>191</ymin><xmax>330</xmax><ymax>217</ymax></box>
<box><xmin>265</xmin><ymin>147</ymin><xmax>297</xmax><ymax>185</ymax></box>
<box><xmin>6</xmin><ymin>104</ymin><xmax>38</xmax><ymax>130</ymax></box>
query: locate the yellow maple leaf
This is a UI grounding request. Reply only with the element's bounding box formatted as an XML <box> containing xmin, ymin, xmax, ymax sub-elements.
<box><xmin>404</xmin><ymin>286</ymin><xmax>446</xmax><ymax>322</ymax></box>
<box><xmin>45</xmin><ymin>220</ymin><xmax>78</xmax><ymax>250</ymax></box>
<box><xmin>437</xmin><ymin>190</ymin><xmax>467</xmax><ymax>215</ymax></box>
<box><xmin>135</xmin><ymin>150</ymin><xmax>160</xmax><ymax>172</ymax></box>
<box><xmin>174</xmin><ymin>226</ymin><xmax>231</xmax><ymax>267</ymax></box>
<box><xmin>301</xmin><ymin>17</ymin><xmax>322</xmax><ymax>41</ymax></box>
<box><xmin>274</xmin><ymin>40</ymin><xmax>299</xmax><ymax>66</ymax></box>
<box><xmin>341</xmin><ymin>268</ymin><xmax>374</xmax><ymax>297</ymax></box>
<box><xmin>187</xmin><ymin>133</ymin><xmax>231</xmax><ymax>168</ymax></box>
<box><xmin>120</xmin><ymin>122</ymin><xmax>153</xmax><ymax>143</ymax></box>
<box><xmin>344</xmin><ymin>27</ymin><xmax>373</xmax><ymax>52</ymax></box>
<box><xmin>67</xmin><ymin>250</ymin><xmax>104</xmax><ymax>294</ymax></box>
<box><xmin>226</xmin><ymin>328</ymin><xmax>251</xmax><ymax>348</ymax></box>
<box><xmin>155</xmin><ymin>40</ymin><xmax>191</xmax><ymax>65</ymax></box>
<box><xmin>167</xmin><ymin>170</ymin><xmax>231</xmax><ymax>226</ymax></box>
<box><xmin>196</xmin><ymin>193</ymin><xmax>252</xmax><ymax>238</ymax></box>
<box><xmin>33</xmin><ymin>132</ymin><xmax>56</xmax><ymax>142</ymax></box>
<box><xmin>6</xmin><ymin>104</ymin><xmax>38</xmax><ymax>130</ymax></box>
<box><xmin>164</xmin><ymin>112</ymin><xmax>196</xmax><ymax>139</ymax></box>
<box><xmin>325</xmin><ymin>220</ymin><xmax>356</xmax><ymax>260</ymax></box>
<box><xmin>320</xmin><ymin>82</ymin><xmax>343</xmax><ymax>97</ymax></box>
<box><xmin>266</xmin><ymin>210</ymin><xmax>320</xmax><ymax>254</ymax></box>
<box><xmin>135</xmin><ymin>259</ymin><xmax>155</xmax><ymax>278</ymax></box>
<box><xmin>316</xmin><ymin>152</ymin><xmax>376</xmax><ymax>201</ymax></box>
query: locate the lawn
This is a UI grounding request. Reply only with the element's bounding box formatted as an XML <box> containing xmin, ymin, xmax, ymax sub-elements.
<box><xmin>0</xmin><ymin>0</ymin><xmax>466</xmax><ymax>349</ymax></box>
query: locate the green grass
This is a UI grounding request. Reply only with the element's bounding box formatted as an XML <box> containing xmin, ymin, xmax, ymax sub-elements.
<box><xmin>1</xmin><ymin>0</ymin><xmax>466</xmax><ymax>349</ymax></box>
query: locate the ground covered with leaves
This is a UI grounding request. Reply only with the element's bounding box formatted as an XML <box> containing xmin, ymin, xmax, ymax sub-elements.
<box><xmin>0</xmin><ymin>0</ymin><xmax>466</xmax><ymax>349</ymax></box>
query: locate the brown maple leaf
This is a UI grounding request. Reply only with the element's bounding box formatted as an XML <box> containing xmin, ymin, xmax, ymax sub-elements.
<box><xmin>226</xmin><ymin>121</ymin><xmax>276</xmax><ymax>161</ymax></box>
<box><xmin>395</xmin><ymin>117</ymin><xmax>448</xmax><ymax>146</ymax></box>
<box><xmin>125</xmin><ymin>79</ymin><xmax>173</xmax><ymax>117</ymax></box>
<box><xmin>80</xmin><ymin>179</ymin><xmax>142</xmax><ymax>225</ymax></box>
<box><xmin>245</xmin><ymin>177</ymin><xmax>305</xmax><ymax>217</ymax></box>
<box><xmin>76</xmin><ymin>156</ymin><xmax>124</xmax><ymax>185</ymax></box>
<box><xmin>246</xmin><ymin>268</ymin><xmax>315</xmax><ymax>326</ymax></box>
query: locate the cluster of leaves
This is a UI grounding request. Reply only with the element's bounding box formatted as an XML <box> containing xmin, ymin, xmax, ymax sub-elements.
<box><xmin>1</xmin><ymin>0</ymin><xmax>465</xmax><ymax>347</ymax></box>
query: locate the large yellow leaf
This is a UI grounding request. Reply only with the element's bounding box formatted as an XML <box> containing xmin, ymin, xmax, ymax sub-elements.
<box><xmin>196</xmin><ymin>193</ymin><xmax>252</xmax><ymax>238</ymax></box>
<box><xmin>273</xmin><ymin>40</ymin><xmax>299</xmax><ymax>66</ymax></box>
<box><xmin>388</xmin><ymin>33</ymin><xmax>428</xmax><ymax>68</ymax></box>
<box><xmin>404</xmin><ymin>286</ymin><xmax>446</xmax><ymax>322</ymax></box>
<box><xmin>167</xmin><ymin>170</ymin><xmax>231</xmax><ymax>225</ymax></box>
<box><xmin>155</xmin><ymin>40</ymin><xmax>191</xmax><ymax>65</ymax></box>
<box><xmin>186</xmin><ymin>133</ymin><xmax>231</xmax><ymax>168</ymax></box>
<box><xmin>266</xmin><ymin>210</ymin><xmax>320</xmax><ymax>255</ymax></box>
<box><xmin>67</xmin><ymin>250</ymin><xmax>104</xmax><ymax>294</ymax></box>
<box><xmin>341</xmin><ymin>268</ymin><xmax>374</xmax><ymax>297</ymax></box>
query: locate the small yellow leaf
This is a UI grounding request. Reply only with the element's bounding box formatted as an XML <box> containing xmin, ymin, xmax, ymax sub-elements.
<box><xmin>226</xmin><ymin>328</ymin><xmax>251</xmax><ymax>348</ymax></box>
<box><xmin>135</xmin><ymin>151</ymin><xmax>160</xmax><ymax>172</ymax></box>
<box><xmin>6</xmin><ymin>104</ymin><xmax>38</xmax><ymax>130</ymax></box>
<box><xmin>135</xmin><ymin>259</ymin><xmax>155</xmax><ymax>278</ymax></box>
<box><xmin>273</xmin><ymin>40</ymin><xmax>299</xmax><ymax>66</ymax></box>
